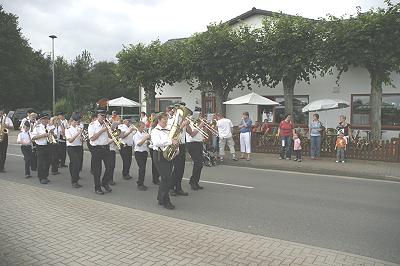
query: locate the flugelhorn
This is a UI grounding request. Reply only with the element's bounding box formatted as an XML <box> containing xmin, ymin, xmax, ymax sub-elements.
<box><xmin>104</xmin><ymin>118</ymin><xmax>125</xmax><ymax>150</ymax></box>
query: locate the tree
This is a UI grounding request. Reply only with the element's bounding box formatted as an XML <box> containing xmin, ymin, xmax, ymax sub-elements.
<box><xmin>117</xmin><ymin>40</ymin><xmax>181</xmax><ymax>113</ymax></box>
<box><xmin>182</xmin><ymin>23</ymin><xmax>254</xmax><ymax>115</ymax></box>
<box><xmin>253</xmin><ymin>14</ymin><xmax>322</xmax><ymax>120</ymax></box>
<box><xmin>321</xmin><ymin>1</ymin><xmax>400</xmax><ymax>140</ymax></box>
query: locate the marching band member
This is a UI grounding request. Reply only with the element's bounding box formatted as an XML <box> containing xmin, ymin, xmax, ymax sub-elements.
<box><xmin>118</xmin><ymin>118</ymin><xmax>135</xmax><ymax>180</ymax></box>
<box><xmin>186</xmin><ymin>118</ymin><xmax>205</xmax><ymax>191</ymax></box>
<box><xmin>105</xmin><ymin>122</ymin><xmax>118</xmax><ymax>186</ymax></box>
<box><xmin>148</xmin><ymin>119</ymin><xmax>160</xmax><ymax>185</ymax></box>
<box><xmin>88</xmin><ymin>110</ymin><xmax>112</xmax><ymax>195</ymax></box>
<box><xmin>19</xmin><ymin>109</ymin><xmax>34</xmax><ymax>131</ymax></box>
<box><xmin>31</xmin><ymin>113</ymin><xmax>51</xmax><ymax>184</ymax></box>
<box><xmin>65</xmin><ymin>114</ymin><xmax>83</xmax><ymax>188</ymax></box>
<box><xmin>0</xmin><ymin>109</ymin><xmax>13</xmax><ymax>173</ymax></box>
<box><xmin>17</xmin><ymin>121</ymin><xmax>33</xmax><ymax>178</ymax></box>
<box><xmin>151</xmin><ymin>112</ymin><xmax>177</xmax><ymax>210</ymax></box>
<box><xmin>57</xmin><ymin>112</ymin><xmax>68</xmax><ymax>168</ymax></box>
<box><xmin>87</xmin><ymin>113</ymin><xmax>97</xmax><ymax>175</ymax></box>
<box><xmin>28</xmin><ymin>112</ymin><xmax>38</xmax><ymax>172</ymax></box>
<box><xmin>47</xmin><ymin>117</ymin><xmax>60</xmax><ymax>175</ymax></box>
<box><xmin>133</xmin><ymin>121</ymin><xmax>151</xmax><ymax>191</ymax></box>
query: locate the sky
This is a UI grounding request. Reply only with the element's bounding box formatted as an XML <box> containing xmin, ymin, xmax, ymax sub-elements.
<box><xmin>2</xmin><ymin>0</ymin><xmax>397</xmax><ymax>62</ymax></box>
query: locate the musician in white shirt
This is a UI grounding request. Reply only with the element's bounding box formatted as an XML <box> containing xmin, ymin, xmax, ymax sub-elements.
<box><xmin>30</xmin><ymin>113</ymin><xmax>51</xmax><ymax>184</ymax></box>
<box><xmin>118</xmin><ymin>118</ymin><xmax>136</xmax><ymax>179</ymax></box>
<box><xmin>17</xmin><ymin>121</ymin><xmax>33</xmax><ymax>178</ymax></box>
<box><xmin>150</xmin><ymin>112</ymin><xmax>178</xmax><ymax>210</ymax></box>
<box><xmin>88</xmin><ymin>110</ymin><xmax>112</xmax><ymax>195</ymax></box>
<box><xmin>65</xmin><ymin>114</ymin><xmax>83</xmax><ymax>188</ymax></box>
<box><xmin>57</xmin><ymin>112</ymin><xmax>68</xmax><ymax>167</ymax></box>
<box><xmin>0</xmin><ymin>109</ymin><xmax>14</xmax><ymax>173</ymax></box>
<box><xmin>186</xmin><ymin>119</ymin><xmax>205</xmax><ymax>191</ymax></box>
<box><xmin>133</xmin><ymin>122</ymin><xmax>151</xmax><ymax>191</ymax></box>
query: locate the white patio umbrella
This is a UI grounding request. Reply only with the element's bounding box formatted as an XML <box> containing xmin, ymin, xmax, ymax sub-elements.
<box><xmin>302</xmin><ymin>99</ymin><xmax>349</xmax><ymax>112</ymax></box>
<box><xmin>302</xmin><ymin>99</ymin><xmax>349</xmax><ymax>127</ymax></box>
<box><xmin>223</xmin><ymin>92</ymin><xmax>279</xmax><ymax>105</ymax></box>
<box><xmin>107</xmin><ymin>96</ymin><xmax>141</xmax><ymax>117</ymax></box>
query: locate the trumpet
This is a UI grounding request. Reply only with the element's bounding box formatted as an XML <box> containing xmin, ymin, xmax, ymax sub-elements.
<box><xmin>104</xmin><ymin>118</ymin><xmax>125</xmax><ymax>150</ymax></box>
<box><xmin>46</xmin><ymin>128</ymin><xmax>57</xmax><ymax>145</ymax></box>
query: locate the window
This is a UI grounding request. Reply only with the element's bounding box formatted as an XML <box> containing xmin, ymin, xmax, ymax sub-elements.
<box><xmin>156</xmin><ymin>97</ymin><xmax>181</xmax><ymax>112</ymax></box>
<box><xmin>258</xmin><ymin>96</ymin><xmax>309</xmax><ymax>125</ymax></box>
<box><xmin>351</xmin><ymin>94</ymin><xmax>400</xmax><ymax>128</ymax></box>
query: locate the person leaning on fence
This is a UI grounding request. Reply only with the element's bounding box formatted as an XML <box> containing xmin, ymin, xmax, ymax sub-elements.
<box><xmin>277</xmin><ymin>114</ymin><xmax>295</xmax><ymax>160</ymax></box>
<box><xmin>335</xmin><ymin>129</ymin><xmax>347</xmax><ymax>163</ymax></box>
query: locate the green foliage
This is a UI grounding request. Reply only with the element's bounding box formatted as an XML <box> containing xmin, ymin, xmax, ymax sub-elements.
<box><xmin>54</xmin><ymin>98</ymin><xmax>74</xmax><ymax>115</ymax></box>
<box><xmin>182</xmin><ymin>23</ymin><xmax>254</xmax><ymax>114</ymax></box>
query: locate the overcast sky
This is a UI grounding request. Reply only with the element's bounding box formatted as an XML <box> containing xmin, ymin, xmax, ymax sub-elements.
<box><xmin>2</xmin><ymin>0</ymin><xmax>397</xmax><ymax>62</ymax></box>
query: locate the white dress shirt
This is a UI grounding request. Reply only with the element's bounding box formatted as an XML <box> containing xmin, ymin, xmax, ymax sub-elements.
<box><xmin>141</xmin><ymin>116</ymin><xmax>148</xmax><ymax>124</ymax></box>
<box><xmin>217</xmin><ymin>118</ymin><xmax>233</xmax><ymax>139</ymax></box>
<box><xmin>31</xmin><ymin>123</ymin><xmax>48</xmax><ymax>145</ymax></box>
<box><xmin>1</xmin><ymin>116</ymin><xmax>13</xmax><ymax>128</ymax></box>
<box><xmin>65</xmin><ymin>126</ymin><xmax>83</xmax><ymax>146</ymax></box>
<box><xmin>118</xmin><ymin>124</ymin><xmax>134</xmax><ymax>146</ymax></box>
<box><xmin>88</xmin><ymin>120</ymin><xmax>109</xmax><ymax>146</ymax></box>
<box><xmin>186</xmin><ymin>125</ymin><xmax>204</xmax><ymax>143</ymax></box>
<box><xmin>20</xmin><ymin>116</ymin><xmax>29</xmax><ymax>130</ymax></box>
<box><xmin>133</xmin><ymin>131</ymin><xmax>149</xmax><ymax>152</ymax></box>
<box><xmin>150</xmin><ymin>125</ymin><xmax>171</xmax><ymax>151</ymax></box>
<box><xmin>17</xmin><ymin>131</ymin><xmax>32</xmax><ymax>146</ymax></box>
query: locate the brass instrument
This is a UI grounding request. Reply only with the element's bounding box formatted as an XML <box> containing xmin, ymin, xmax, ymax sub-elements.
<box><xmin>81</xmin><ymin>129</ymin><xmax>89</xmax><ymax>141</ymax></box>
<box><xmin>0</xmin><ymin>114</ymin><xmax>9</xmax><ymax>143</ymax></box>
<box><xmin>186</xmin><ymin>116</ymin><xmax>209</xmax><ymax>139</ymax></box>
<box><xmin>105</xmin><ymin>118</ymin><xmax>125</xmax><ymax>150</ymax></box>
<box><xmin>162</xmin><ymin>105</ymin><xmax>193</xmax><ymax>161</ymax></box>
<box><xmin>199</xmin><ymin>117</ymin><xmax>219</xmax><ymax>138</ymax></box>
<box><xmin>46</xmin><ymin>127</ymin><xmax>57</xmax><ymax>145</ymax></box>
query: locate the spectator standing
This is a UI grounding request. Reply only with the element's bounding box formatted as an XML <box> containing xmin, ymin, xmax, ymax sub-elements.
<box><xmin>111</xmin><ymin>111</ymin><xmax>120</xmax><ymax>122</ymax></box>
<box><xmin>293</xmin><ymin>133</ymin><xmax>302</xmax><ymax>162</ymax></box>
<box><xmin>336</xmin><ymin>115</ymin><xmax>354</xmax><ymax>142</ymax></box>
<box><xmin>277</xmin><ymin>114</ymin><xmax>295</xmax><ymax>160</ymax></box>
<box><xmin>216</xmin><ymin>113</ymin><xmax>237</xmax><ymax>162</ymax></box>
<box><xmin>252</xmin><ymin>121</ymin><xmax>262</xmax><ymax>133</ymax></box>
<box><xmin>261</xmin><ymin>119</ymin><xmax>273</xmax><ymax>134</ymax></box>
<box><xmin>140</xmin><ymin>112</ymin><xmax>148</xmax><ymax>124</ymax></box>
<box><xmin>239</xmin><ymin>112</ymin><xmax>252</xmax><ymax>161</ymax></box>
<box><xmin>309</xmin><ymin>113</ymin><xmax>323</xmax><ymax>160</ymax></box>
<box><xmin>335</xmin><ymin>130</ymin><xmax>348</xmax><ymax>163</ymax></box>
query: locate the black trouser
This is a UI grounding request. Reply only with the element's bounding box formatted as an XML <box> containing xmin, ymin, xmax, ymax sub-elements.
<box><xmin>67</xmin><ymin>146</ymin><xmax>83</xmax><ymax>184</ymax></box>
<box><xmin>119</xmin><ymin>145</ymin><xmax>132</xmax><ymax>177</ymax></box>
<box><xmin>91</xmin><ymin>145</ymin><xmax>112</xmax><ymax>190</ymax></box>
<box><xmin>21</xmin><ymin>145</ymin><xmax>33</xmax><ymax>176</ymax></box>
<box><xmin>153</xmin><ymin>150</ymin><xmax>173</xmax><ymax>204</ymax></box>
<box><xmin>37</xmin><ymin>145</ymin><xmax>50</xmax><ymax>180</ymax></box>
<box><xmin>58</xmin><ymin>141</ymin><xmax>67</xmax><ymax>166</ymax></box>
<box><xmin>149</xmin><ymin>149</ymin><xmax>160</xmax><ymax>183</ymax></box>
<box><xmin>105</xmin><ymin>150</ymin><xmax>115</xmax><ymax>183</ymax></box>
<box><xmin>172</xmin><ymin>144</ymin><xmax>186</xmax><ymax>191</ymax></box>
<box><xmin>31</xmin><ymin>144</ymin><xmax>37</xmax><ymax>171</ymax></box>
<box><xmin>49</xmin><ymin>144</ymin><xmax>59</xmax><ymax>173</ymax></box>
<box><xmin>135</xmin><ymin>151</ymin><xmax>147</xmax><ymax>185</ymax></box>
<box><xmin>87</xmin><ymin>140</ymin><xmax>94</xmax><ymax>172</ymax></box>
<box><xmin>187</xmin><ymin>142</ymin><xmax>203</xmax><ymax>185</ymax></box>
<box><xmin>0</xmin><ymin>134</ymin><xmax>8</xmax><ymax>170</ymax></box>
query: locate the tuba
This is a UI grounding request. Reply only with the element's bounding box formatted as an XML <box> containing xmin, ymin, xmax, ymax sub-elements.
<box><xmin>0</xmin><ymin>115</ymin><xmax>9</xmax><ymax>143</ymax></box>
<box><xmin>162</xmin><ymin>105</ymin><xmax>193</xmax><ymax>161</ymax></box>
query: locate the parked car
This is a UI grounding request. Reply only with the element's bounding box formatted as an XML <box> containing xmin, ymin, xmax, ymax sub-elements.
<box><xmin>12</xmin><ymin>108</ymin><xmax>33</xmax><ymax>129</ymax></box>
<box><xmin>121</xmin><ymin>114</ymin><xmax>140</xmax><ymax>122</ymax></box>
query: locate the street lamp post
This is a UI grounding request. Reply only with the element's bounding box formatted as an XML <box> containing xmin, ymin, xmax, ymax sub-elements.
<box><xmin>49</xmin><ymin>35</ymin><xmax>57</xmax><ymax>116</ymax></box>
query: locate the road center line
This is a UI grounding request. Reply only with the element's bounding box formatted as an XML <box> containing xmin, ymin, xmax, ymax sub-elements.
<box><xmin>182</xmin><ymin>178</ymin><xmax>254</xmax><ymax>189</ymax></box>
<box><xmin>7</xmin><ymin>153</ymin><xmax>24</xmax><ymax>158</ymax></box>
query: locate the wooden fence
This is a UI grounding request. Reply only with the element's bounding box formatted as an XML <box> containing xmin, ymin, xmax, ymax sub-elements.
<box><xmin>231</xmin><ymin>131</ymin><xmax>400</xmax><ymax>162</ymax></box>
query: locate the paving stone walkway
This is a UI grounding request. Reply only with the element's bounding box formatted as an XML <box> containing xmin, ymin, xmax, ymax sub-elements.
<box><xmin>0</xmin><ymin>179</ymin><xmax>397</xmax><ymax>266</ymax></box>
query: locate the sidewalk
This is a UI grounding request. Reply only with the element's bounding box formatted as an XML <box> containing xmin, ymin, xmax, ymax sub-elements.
<box><xmin>0</xmin><ymin>179</ymin><xmax>397</xmax><ymax>266</ymax></box>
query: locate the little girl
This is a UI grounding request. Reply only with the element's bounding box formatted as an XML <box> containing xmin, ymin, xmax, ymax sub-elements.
<box><xmin>293</xmin><ymin>133</ymin><xmax>302</xmax><ymax>162</ymax></box>
<box><xmin>17</xmin><ymin>121</ymin><xmax>33</xmax><ymax>178</ymax></box>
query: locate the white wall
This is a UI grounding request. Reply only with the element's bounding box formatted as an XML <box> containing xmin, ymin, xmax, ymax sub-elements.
<box><xmin>155</xmin><ymin>81</ymin><xmax>202</xmax><ymax>112</ymax></box>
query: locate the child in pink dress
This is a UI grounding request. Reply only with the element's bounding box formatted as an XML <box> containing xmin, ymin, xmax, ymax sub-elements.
<box><xmin>293</xmin><ymin>133</ymin><xmax>302</xmax><ymax>162</ymax></box>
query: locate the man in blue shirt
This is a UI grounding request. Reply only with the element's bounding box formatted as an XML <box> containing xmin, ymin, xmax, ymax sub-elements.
<box><xmin>238</xmin><ymin>112</ymin><xmax>252</xmax><ymax>161</ymax></box>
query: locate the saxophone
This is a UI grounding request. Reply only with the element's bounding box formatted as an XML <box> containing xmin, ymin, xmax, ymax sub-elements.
<box><xmin>0</xmin><ymin>115</ymin><xmax>9</xmax><ymax>143</ymax></box>
<box><xmin>162</xmin><ymin>105</ymin><xmax>193</xmax><ymax>161</ymax></box>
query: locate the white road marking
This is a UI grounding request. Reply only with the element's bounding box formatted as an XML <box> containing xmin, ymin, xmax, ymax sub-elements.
<box><xmin>7</xmin><ymin>153</ymin><xmax>24</xmax><ymax>158</ymax></box>
<box><xmin>182</xmin><ymin>178</ymin><xmax>254</xmax><ymax>189</ymax></box>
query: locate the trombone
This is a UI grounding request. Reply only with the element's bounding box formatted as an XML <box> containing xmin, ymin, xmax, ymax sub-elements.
<box><xmin>186</xmin><ymin>117</ymin><xmax>210</xmax><ymax>139</ymax></box>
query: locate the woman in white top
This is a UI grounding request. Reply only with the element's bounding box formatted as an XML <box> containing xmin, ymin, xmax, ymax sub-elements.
<box><xmin>17</xmin><ymin>121</ymin><xmax>33</xmax><ymax>178</ymax></box>
<box><xmin>65</xmin><ymin>114</ymin><xmax>83</xmax><ymax>188</ymax></box>
<box><xmin>133</xmin><ymin>122</ymin><xmax>151</xmax><ymax>191</ymax></box>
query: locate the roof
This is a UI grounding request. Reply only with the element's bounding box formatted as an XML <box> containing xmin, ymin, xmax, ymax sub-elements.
<box><xmin>226</xmin><ymin>7</ymin><xmax>275</xmax><ymax>26</ymax></box>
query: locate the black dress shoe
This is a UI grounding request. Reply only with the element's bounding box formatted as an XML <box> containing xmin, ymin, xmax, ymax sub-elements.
<box><xmin>52</xmin><ymin>171</ymin><xmax>60</xmax><ymax>175</ymax></box>
<box><xmin>170</xmin><ymin>190</ymin><xmax>177</xmax><ymax>196</ymax></box>
<box><xmin>137</xmin><ymin>184</ymin><xmax>148</xmax><ymax>191</ymax></box>
<box><xmin>60</xmin><ymin>164</ymin><xmax>68</xmax><ymax>168</ymax></box>
<box><xmin>102</xmin><ymin>184</ymin><xmax>112</xmax><ymax>193</ymax></box>
<box><xmin>0</xmin><ymin>169</ymin><xmax>6</xmax><ymax>173</ymax></box>
<box><xmin>158</xmin><ymin>201</ymin><xmax>163</xmax><ymax>206</ymax></box>
<box><xmin>108</xmin><ymin>181</ymin><xmax>116</xmax><ymax>186</ymax></box>
<box><xmin>123</xmin><ymin>175</ymin><xmax>132</xmax><ymax>180</ymax></box>
<box><xmin>163</xmin><ymin>202</ymin><xmax>175</xmax><ymax>210</ymax></box>
<box><xmin>153</xmin><ymin>180</ymin><xmax>160</xmax><ymax>185</ymax></box>
<box><xmin>72</xmin><ymin>183</ymin><xmax>81</xmax><ymax>188</ymax></box>
<box><xmin>190</xmin><ymin>183</ymin><xmax>198</xmax><ymax>191</ymax></box>
<box><xmin>40</xmin><ymin>179</ymin><xmax>48</xmax><ymax>184</ymax></box>
<box><xmin>196</xmin><ymin>183</ymin><xmax>204</xmax><ymax>190</ymax></box>
<box><xmin>95</xmin><ymin>189</ymin><xmax>104</xmax><ymax>195</ymax></box>
<box><xmin>175</xmin><ymin>190</ymin><xmax>189</xmax><ymax>196</ymax></box>
<box><xmin>25</xmin><ymin>175</ymin><xmax>32</xmax><ymax>179</ymax></box>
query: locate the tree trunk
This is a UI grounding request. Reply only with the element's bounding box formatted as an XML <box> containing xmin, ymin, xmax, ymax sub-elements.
<box><xmin>282</xmin><ymin>75</ymin><xmax>296</xmax><ymax>117</ymax></box>
<box><xmin>145</xmin><ymin>87</ymin><xmax>156</xmax><ymax>114</ymax></box>
<box><xmin>369</xmin><ymin>70</ymin><xmax>383</xmax><ymax>140</ymax></box>
<box><xmin>214</xmin><ymin>89</ymin><xmax>227</xmax><ymax>116</ymax></box>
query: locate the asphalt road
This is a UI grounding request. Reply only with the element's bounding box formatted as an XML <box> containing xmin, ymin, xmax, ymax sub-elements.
<box><xmin>2</xmin><ymin>143</ymin><xmax>400</xmax><ymax>264</ymax></box>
